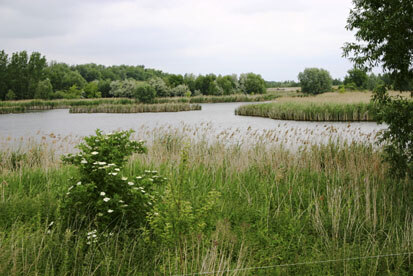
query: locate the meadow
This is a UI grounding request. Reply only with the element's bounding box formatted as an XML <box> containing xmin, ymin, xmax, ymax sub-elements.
<box><xmin>0</xmin><ymin>127</ymin><xmax>411</xmax><ymax>275</ymax></box>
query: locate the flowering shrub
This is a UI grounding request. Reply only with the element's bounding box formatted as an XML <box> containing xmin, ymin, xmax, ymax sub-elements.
<box><xmin>61</xmin><ymin>129</ymin><xmax>165</xmax><ymax>230</ymax></box>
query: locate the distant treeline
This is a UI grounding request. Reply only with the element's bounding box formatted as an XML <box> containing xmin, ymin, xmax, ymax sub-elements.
<box><xmin>0</xmin><ymin>50</ymin><xmax>267</xmax><ymax>101</ymax></box>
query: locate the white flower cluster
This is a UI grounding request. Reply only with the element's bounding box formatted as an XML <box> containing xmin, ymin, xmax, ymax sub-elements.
<box><xmin>86</xmin><ymin>230</ymin><xmax>98</xmax><ymax>245</ymax></box>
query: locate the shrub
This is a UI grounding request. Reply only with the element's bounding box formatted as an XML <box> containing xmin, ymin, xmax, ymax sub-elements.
<box><xmin>5</xmin><ymin>89</ymin><xmax>16</xmax><ymax>100</ymax></box>
<box><xmin>61</xmin><ymin>129</ymin><xmax>165</xmax><ymax>231</ymax></box>
<box><xmin>134</xmin><ymin>83</ymin><xmax>156</xmax><ymax>103</ymax></box>
<box><xmin>239</xmin><ymin>73</ymin><xmax>266</xmax><ymax>94</ymax></box>
<box><xmin>298</xmin><ymin>68</ymin><xmax>332</xmax><ymax>94</ymax></box>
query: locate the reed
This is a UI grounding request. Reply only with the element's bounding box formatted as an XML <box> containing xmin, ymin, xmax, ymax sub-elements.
<box><xmin>69</xmin><ymin>103</ymin><xmax>201</xmax><ymax>113</ymax></box>
<box><xmin>154</xmin><ymin>93</ymin><xmax>280</xmax><ymax>104</ymax></box>
<box><xmin>0</xmin><ymin>129</ymin><xmax>412</xmax><ymax>275</ymax></box>
<box><xmin>235</xmin><ymin>102</ymin><xmax>375</xmax><ymax>121</ymax></box>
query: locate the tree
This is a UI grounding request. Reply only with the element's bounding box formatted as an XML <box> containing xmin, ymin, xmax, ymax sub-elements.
<box><xmin>34</xmin><ymin>78</ymin><xmax>53</xmax><ymax>99</ymax></box>
<box><xmin>297</xmin><ymin>68</ymin><xmax>332</xmax><ymax>94</ymax></box>
<box><xmin>343</xmin><ymin>0</ymin><xmax>413</xmax><ymax>91</ymax></box>
<box><xmin>343</xmin><ymin>0</ymin><xmax>413</xmax><ymax>180</ymax></box>
<box><xmin>239</xmin><ymin>73</ymin><xmax>266</xmax><ymax>94</ymax></box>
<box><xmin>134</xmin><ymin>83</ymin><xmax>156</xmax><ymax>103</ymax></box>
<box><xmin>171</xmin><ymin>84</ymin><xmax>191</xmax><ymax>97</ymax></box>
<box><xmin>5</xmin><ymin>89</ymin><xmax>16</xmax><ymax>100</ymax></box>
<box><xmin>149</xmin><ymin>77</ymin><xmax>170</xmax><ymax>97</ymax></box>
<box><xmin>0</xmin><ymin>50</ymin><xmax>8</xmax><ymax>100</ymax></box>
<box><xmin>83</xmin><ymin>81</ymin><xmax>101</xmax><ymax>98</ymax></box>
<box><xmin>344</xmin><ymin>68</ymin><xmax>368</xmax><ymax>89</ymax></box>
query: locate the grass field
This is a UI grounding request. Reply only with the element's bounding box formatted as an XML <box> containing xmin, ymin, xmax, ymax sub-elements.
<box><xmin>0</xmin><ymin>128</ymin><xmax>412</xmax><ymax>275</ymax></box>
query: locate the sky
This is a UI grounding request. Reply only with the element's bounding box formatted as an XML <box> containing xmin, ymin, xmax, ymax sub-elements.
<box><xmin>0</xmin><ymin>0</ymin><xmax>358</xmax><ymax>81</ymax></box>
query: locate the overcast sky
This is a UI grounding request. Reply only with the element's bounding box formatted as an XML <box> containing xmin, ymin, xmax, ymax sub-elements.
<box><xmin>0</xmin><ymin>0</ymin><xmax>358</xmax><ymax>81</ymax></box>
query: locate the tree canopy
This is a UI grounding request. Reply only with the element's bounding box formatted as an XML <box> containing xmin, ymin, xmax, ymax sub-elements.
<box><xmin>343</xmin><ymin>0</ymin><xmax>413</xmax><ymax>90</ymax></box>
<box><xmin>298</xmin><ymin>68</ymin><xmax>332</xmax><ymax>94</ymax></box>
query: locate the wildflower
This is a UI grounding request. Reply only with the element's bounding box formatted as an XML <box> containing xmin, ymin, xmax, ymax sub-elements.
<box><xmin>100</xmin><ymin>192</ymin><xmax>106</xmax><ymax>196</ymax></box>
<box><xmin>114</xmin><ymin>168</ymin><xmax>120</xmax><ymax>172</ymax></box>
<box><xmin>66</xmin><ymin>192</ymin><xmax>70</xmax><ymax>195</ymax></box>
<box><xmin>121</xmin><ymin>177</ymin><xmax>127</xmax><ymax>181</ymax></box>
<box><xmin>91</xmin><ymin>151</ymin><xmax>98</xmax><ymax>155</ymax></box>
<box><xmin>154</xmin><ymin>212</ymin><xmax>159</xmax><ymax>216</ymax></box>
<box><xmin>136</xmin><ymin>176</ymin><xmax>142</xmax><ymax>179</ymax></box>
<box><xmin>107</xmin><ymin>209</ymin><xmax>114</xmax><ymax>213</ymax></box>
<box><xmin>103</xmin><ymin>197</ymin><xmax>110</xmax><ymax>202</ymax></box>
<box><xmin>81</xmin><ymin>159</ymin><xmax>87</xmax><ymax>164</ymax></box>
<box><xmin>121</xmin><ymin>204</ymin><xmax>128</xmax><ymax>207</ymax></box>
<box><xmin>128</xmin><ymin>182</ymin><xmax>134</xmax><ymax>186</ymax></box>
<box><xmin>144</xmin><ymin>170</ymin><xmax>151</xmax><ymax>173</ymax></box>
<box><xmin>68</xmin><ymin>186</ymin><xmax>74</xmax><ymax>191</ymax></box>
<box><xmin>76</xmin><ymin>181</ymin><xmax>82</xmax><ymax>186</ymax></box>
<box><xmin>97</xmin><ymin>213</ymin><xmax>103</xmax><ymax>217</ymax></box>
<box><xmin>98</xmin><ymin>161</ymin><xmax>106</xmax><ymax>165</ymax></box>
<box><xmin>48</xmin><ymin>221</ymin><xmax>54</xmax><ymax>227</ymax></box>
<box><xmin>119</xmin><ymin>200</ymin><xmax>124</xmax><ymax>203</ymax></box>
<box><xmin>152</xmin><ymin>170</ymin><xmax>158</xmax><ymax>173</ymax></box>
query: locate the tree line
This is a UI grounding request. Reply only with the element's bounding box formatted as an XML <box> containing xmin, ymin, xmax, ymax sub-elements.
<box><xmin>0</xmin><ymin>50</ymin><xmax>267</xmax><ymax>101</ymax></box>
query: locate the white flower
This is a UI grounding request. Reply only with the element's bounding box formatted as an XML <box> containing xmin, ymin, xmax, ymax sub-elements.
<box><xmin>97</xmin><ymin>213</ymin><xmax>103</xmax><ymax>217</ymax></box>
<box><xmin>76</xmin><ymin>181</ymin><xmax>81</xmax><ymax>186</ymax></box>
<box><xmin>145</xmin><ymin>170</ymin><xmax>151</xmax><ymax>173</ymax></box>
<box><xmin>154</xmin><ymin>212</ymin><xmax>159</xmax><ymax>216</ymax></box>
<box><xmin>112</xmin><ymin>172</ymin><xmax>118</xmax><ymax>176</ymax></box>
<box><xmin>107</xmin><ymin>209</ymin><xmax>114</xmax><ymax>213</ymax></box>
<box><xmin>100</xmin><ymin>192</ymin><xmax>106</xmax><ymax>196</ymax></box>
<box><xmin>114</xmin><ymin>168</ymin><xmax>120</xmax><ymax>172</ymax></box>
<box><xmin>98</xmin><ymin>161</ymin><xmax>106</xmax><ymax>165</ymax></box>
<box><xmin>152</xmin><ymin>170</ymin><xmax>158</xmax><ymax>173</ymax></box>
<box><xmin>81</xmin><ymin>159</ymin><xmax>87</xmax><ymax>164</ymax></box>
<box><xmin>121</xmin><ymin>204</ymin><xmax>128</xmax><ymax>207</ymax></box>
<box><xmin>66</xmin><ymin>192</ymin><xmax>70</xmax><ymax>195</ymax></box>
<box><xmin>119</xmin><ymin>200</ymin><xmax>124</xmax><ymax>203</ymax></box>
<box><xmin>136</xmin><ymin>176</ymin><xmax>142</xmax><ymax>179</ymax></box>
<box><xmin>103</xmin><ymin>197</ymin><xmax>110</xmax><ymax>202</ymax></box>
<box><xmin>128</xmin><ymin>182</ymin><xmax>134</xmax><ymax>186</ymax></box>
<box><xmin>91</xmin><ymin>151</ymin><xmax>98</xmax><ymax>155</ymax></box>
<box><xmin>121</xmin><ymin>177</ymin><xmax>127</xmax><ymax>181</ymax></box>
<box><xmin>48</xmin><ymin>221</ymin><xmax>54</xmax><ymax>227</ymax></box>
<box><xmin>68</xmin><ymin>186</ymin><xmax>74</xmax><ymax>191</ymax></box>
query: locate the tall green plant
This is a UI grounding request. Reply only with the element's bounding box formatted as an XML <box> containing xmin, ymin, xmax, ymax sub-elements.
<box><xmin>61</xmin><ymin>129</ymin><xmax>165</xmax><ymax>230</ymax></box>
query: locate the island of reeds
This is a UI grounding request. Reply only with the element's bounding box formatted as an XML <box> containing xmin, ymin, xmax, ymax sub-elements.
<box><xmin>69</xmin><ymin>103</ymin><xmax>201</xmax><ymax>113</ymax></box>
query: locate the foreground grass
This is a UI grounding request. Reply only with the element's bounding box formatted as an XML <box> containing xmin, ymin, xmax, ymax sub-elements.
<box><xmin>0</xmin><ymin>133</ymin><xmax>412</xmax><ymax>275</ymax></box>
<box><xmin>69</xmin><ymin>103</ymin><xmax>201</xmax><ymax>113</ymax></box>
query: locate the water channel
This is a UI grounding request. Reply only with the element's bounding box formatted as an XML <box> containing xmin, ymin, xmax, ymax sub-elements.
<box><xmin>0</xmin><ymin>102</ymin><xmax>385</xmax><ymax>150</ymax></box>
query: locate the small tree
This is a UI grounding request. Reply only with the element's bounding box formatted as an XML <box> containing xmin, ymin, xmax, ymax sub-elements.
<box><xmin>239</xmin><ymin>73</ymin><xmax>266</xmax><ymax>94</ymax></box>
<box><xmin>134</xmin><ymin>83</ymin><xmax>156</xmax><ymax>103</ymax></box>
<box><xmin>5</xmin><ymin>89</ymin><xmax>16</xmax><ymax>100</ymax></box>
<box><xmin>34</xmin><ymin>78</ymin><xmax>53</xmax><ymax>99</ymax></box>
<box><xmin>298</xmin><ymin>68</ymin><xmax>332</xmax><ymax>94</ymax></box>
<box><xmin>149</xmin><ymin>77</ymin><xmax>170</xmax><ymax>97</ymax></box>
<box><xmin>344</xmin><ymin>68</ymin><xmax>368</xmax><ymax>89</ymax></box>
<box><xmin>171</xmin><ymin>84</ymin><xmax>191</xmax><ymax>97</ymax></box>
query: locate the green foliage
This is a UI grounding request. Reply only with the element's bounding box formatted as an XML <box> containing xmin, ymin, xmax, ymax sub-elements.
<box><xmin>239</xmin><ymin>72</ymin><xmax>266</xmax><ymax>94</ymax></box>
<box><xmin>5</xmin><ymin>89</ymin><xmax>16</xmax><ymax>100</ymax></box>
<box><xmin>298</xmin><ymin>68</ymin><xmax>332</xmax><ymax>94</ymax></box>
<box><xmin>344</xmin><ymin>68</ymin><xmax>368</xmax><ymax>89</ymax></box>
<box><xmin>109</xmin><ymin>79</ymin><xmax>142</xmax><ymax>98</ymax></box>
<box><xmin>170</xmin><ymin>84</ymin><xmax>191</xmax><ymax>97</ymax></box>
<box><xmin>34</xmin><ymin>78</ymin><xmax>53</xmax><ymax>100</ymax></box>
<box><xmin>83</xmin><ymin>81</ymin><xmax>101</xmax><ymax>99</ymax></box>
<box><xmin>372</xmin><ymin>86</ymin><xmax>412</xmax><ymax>180</ymax></box>
<box><xmin>148</xmin><ymin>146</ymin><xmax>220</xmax><ymax>245</ymax></box>
<box><xmin>134</xmin><ymin>83</ymin><xmax>156</xmax><ymax>103</ymax></box>
<box><xmin>149</xmin><ymin>77</ymin><xmax>170</xmax><ymax>97</ymax></box>
<box><xmin>343</xmin><ymin>0</ymin><xmax>413</xmax><ymax>90</ymax></box>
<box><xmin>61</xmin><ymin>130</ymin><xmax>158</xmax><ymax>230</ymax></box>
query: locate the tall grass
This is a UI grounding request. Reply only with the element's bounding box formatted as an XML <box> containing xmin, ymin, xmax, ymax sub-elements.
<box><xmin>236</xmin><ymin>102</ymin><xmax>375</xmax><ymax>121</ymax></box>
<box><xmin>154</xmin><ymin>93</ymin><xmax>280</xmax><ymax>104</ymax></box>
<box><xmin>69</xmin><ymin>103</ymin><xmax>201</xmax><ymax>113</ymax></box>
<box><xmin>0</xmin><ymin>129</ymin><xmax>412</xmax><ymax>275</ymax></box>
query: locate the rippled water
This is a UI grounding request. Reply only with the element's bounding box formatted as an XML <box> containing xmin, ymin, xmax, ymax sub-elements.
<box><xmin>0</xmin><ymin>102</ymin><xmax>386</xmax><ymax>151</ymax></box>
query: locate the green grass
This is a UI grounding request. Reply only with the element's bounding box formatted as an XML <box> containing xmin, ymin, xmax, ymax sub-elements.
<box><xmin>235</xmin><ymin>102</ymin><xmax>375</xmax><ymax>121</ymax></box>
<box><xmin>0</xmin><ymin>132</ymin><xmax>412</xmax><ymax>275</ymax></box>
<box><xmin>69</xmin><ymin>103</ymin><xmax>201</xmax><ymax>113</ymax></box>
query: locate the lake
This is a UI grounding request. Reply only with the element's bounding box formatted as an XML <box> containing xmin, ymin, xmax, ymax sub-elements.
<box><xmin>0</xmin><ymin>102</ymin><xmax>385</xmax><ymax>150</ymax></box>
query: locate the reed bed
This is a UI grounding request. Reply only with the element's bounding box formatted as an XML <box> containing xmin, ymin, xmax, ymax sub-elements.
<box><xmin>69</xmin><ymin>103</ymin><xmax>201</xmax><ymax>113</ymax></box>
<box><xmin>236</xmin><ymin>102</ymin><xmax>376</xmax><ymax>121</ymax></box>
<box><xmin>154</xmin><ymin>93</ymin><xmax>280</xmax><ymax>104</ymax></box>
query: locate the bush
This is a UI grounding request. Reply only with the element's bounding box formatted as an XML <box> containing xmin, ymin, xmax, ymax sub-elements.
<box><xmin>5</xmin><ymin>89</ymin><xmax>16</xmax><ymax>100</ymax></box>
<box><xmin>61</xmin><ymin>130</ymin><xmax>165</xmax><ymax>231</ymax></box>
<box><xmin>239</xmin><ymin>73</ymin><xmax>266</xmax><ymax>94</ymax></box>
<box><xmin>298</xmin><ymin>68</ymin><xmax>332</xmax><ymax>94</ymax></box>
<box><xmin>134</xmin><ymin>83</ymin><xmax>156</xmax><ymax>103</ymax></box>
